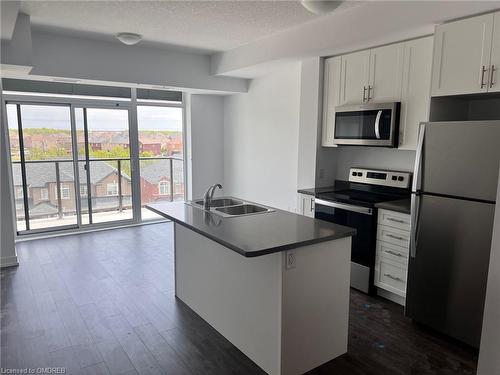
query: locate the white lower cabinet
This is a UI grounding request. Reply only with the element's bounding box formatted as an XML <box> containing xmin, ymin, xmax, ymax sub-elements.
<box><xmin>374</xmin><ymin>209</ymin><xmax>410</xmax><ymax>305</ymax></box>
<box><xmin>297</xmin><ymin>193</ymin><xmax>315</xmax><ymax>218</ymax></box>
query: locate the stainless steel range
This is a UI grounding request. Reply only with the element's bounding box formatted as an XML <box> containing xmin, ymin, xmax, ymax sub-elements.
<box><xmin>314</xmin><ymin>168</ymin><xmax>412</xmax><ymax>294</ymax></box>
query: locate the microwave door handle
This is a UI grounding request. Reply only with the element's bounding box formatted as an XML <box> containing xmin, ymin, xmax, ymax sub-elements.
<box><xmin>374</xmin><ymin>110</ymin><xmax>382</xmax><ymax>139</ymax></box>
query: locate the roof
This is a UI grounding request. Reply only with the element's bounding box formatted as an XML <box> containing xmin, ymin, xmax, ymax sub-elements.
<box><xmin>12</xmin><ymin>160</ymin><xmax>131</xmax><ymax>187</ymax></box>
<box><xmin>140</xmin><ymin>159</ymin><xmax>183</xmax><ymax>184</ymax></box>
<box><xmin>29</xmin><ymin>201</ymin><xmax>59</xmax><ymax>216</ymax></box>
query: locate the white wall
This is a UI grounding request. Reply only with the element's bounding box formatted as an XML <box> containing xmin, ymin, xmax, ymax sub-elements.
<box><xmin>189</xmin><ymin>94</ymin><xmax>225</xmax><ymax>199</ymax></box>
<box><xmin>223</xmin><ymin>63</ymin><xmax>301</xmax><ymax>211</ymax></box>
<box><xmin>335</xmin><ymin>147</ymin><xmax>415</xmax><ymax>180</ymax></box>
<box><xmin>477</xmin><ymin>167</ymin><xmax>500</xmax><ymax>375</ymax></box>
<box><xmin>0</xmin><ymin>86</ymin><xmax>18</xmax><ymax>268</ymax></box>
<box><xmin>297</xmin><ymin>58</ymin><xmax>337</xmax><ymax>189</ymax></box>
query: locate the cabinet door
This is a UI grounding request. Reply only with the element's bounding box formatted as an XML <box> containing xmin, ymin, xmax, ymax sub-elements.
<box><xmin>339</xmin><ymin>50</ymin><xmax>370</xmax><ymax>105</ymax></box>
<box><xmin>300</xmin><ymin>194</ymin><xmax>315</xmax><ymax>218</ymax></box>
<box><xmin>488</xmin><ymin>11</ymin><xmax>500</xmax><ymax>93</ymax></box>
<box><xmin>368</xmin><ymin>43</ymin><xmax>404</xmax><ymax>102</ymax></box>
<box><xmin>399</xmin><ymin>37</ymin><xmax>433</xmax><ymax>150</ymax></box>
<box><xmin>431</xmin><ymin>14</ymin><xmax>494</xmax><ymax>96</ymax></box>
<box><xmin>322</xmin><ymin>57</ymin><xmax>341</xmax><ymax>147</ymax></box>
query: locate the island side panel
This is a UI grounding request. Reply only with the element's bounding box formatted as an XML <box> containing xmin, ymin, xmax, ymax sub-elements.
<box><xmin>281</xmin><ymin>237</ymin><xmax>352</xmax><ymax>375</ymax></box>
<box><xmin>174</xmin><ymin>223</ymin><xmax>283</xmax><ymax>375</ymax></box>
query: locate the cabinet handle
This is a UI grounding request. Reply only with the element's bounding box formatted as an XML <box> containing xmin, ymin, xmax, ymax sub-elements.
<box><xmin>387</xmin><ymin>233</ymin><xmax>405</xmax><ymax>241</ymax></box>
<box><xmin>480</xmin><ymin>65</ymin><xmax>488</xmax><ymax>88</ymax></box>
<box><xmin>384</xmin><ymin>273</ymin><xmax>403</xmax><ymax>281</ymax></box>
<box><xmin>387</xmin><ymin>217</ymin><xmax>406</xmax><ymax>224</ymax></box>
<box><xmin>367</xmin><ymin>85</ymin><xmax>373</xmax><ymax>100</ymax></box>
<box><xmin>385</xmin><ymin>250</ymin><xmax>403</xmax><ymax>257</ymax></box>
<box><xmin>362</xmin><ymin>86</ymin><xmax>367</xmax><ymax>102</ymax></box>
<box><xmin>310</xmin><ymin>198</ymin><xmax>314</xmax><ymax>211</ymax></box>
<box><xmin>490</xmin><ymin>65</ymin><xmax>496</xmax><ymax>88</ymax></box>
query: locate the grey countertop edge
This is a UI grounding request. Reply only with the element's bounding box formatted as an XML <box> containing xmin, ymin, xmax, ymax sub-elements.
<box><xmin>146</xmin><ymin>204</ymin><xmax>356</xmax><ymax>258</ymax></box>
<box><xmin>374</xmin><ymin>199</ymin><xmax>411</xmax><ymax>215</ymax></box>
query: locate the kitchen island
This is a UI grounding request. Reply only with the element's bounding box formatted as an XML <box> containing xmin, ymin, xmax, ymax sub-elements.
<box><xmin>147</xmin><ymin>199</ymin><xmax>355</xmax><ymax>375</ymax></box>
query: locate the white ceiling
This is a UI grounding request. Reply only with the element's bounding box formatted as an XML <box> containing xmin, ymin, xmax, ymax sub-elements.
<box><xmin>19</xmin><ymin>0</ymin><xmax>357</xmax><ymax>53</ymax></box>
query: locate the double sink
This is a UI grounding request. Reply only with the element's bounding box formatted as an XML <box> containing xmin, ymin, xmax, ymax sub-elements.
<box><xmin>189</xmin><ymin>197</ymin><xmax>274</xmax><ymax>217</ymax></box>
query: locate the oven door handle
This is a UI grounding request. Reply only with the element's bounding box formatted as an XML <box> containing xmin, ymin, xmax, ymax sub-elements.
<box><xmin>315</xmin><ymin>199</ymin><xmax>373</xmax><ymax>215</ymax></box>
<box><xmin>374</xmin><ymin>110</ymin><xmax>382</xmax><ymax>139</ymax></box>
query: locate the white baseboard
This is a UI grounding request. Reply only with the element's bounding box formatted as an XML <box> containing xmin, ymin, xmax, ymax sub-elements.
<box><xmin>0</xmin><ymin>255</ymin><xmax>19</xmax><ymax>268</ymax></box>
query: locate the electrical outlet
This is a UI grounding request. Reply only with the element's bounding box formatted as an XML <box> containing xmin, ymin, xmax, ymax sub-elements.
<box><xmin>286</xmin><ymin>251</ymin><xmax>296</xmax><ymax>270</ymax></box>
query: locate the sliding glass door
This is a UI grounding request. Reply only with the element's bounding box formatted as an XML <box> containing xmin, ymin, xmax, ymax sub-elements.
<box><xmin>75</xmin><ymin>106</ymin><xmax>134</xmax><ymax>225</ymax></box>
<box><xmin>4</xmin><ymin>84</ymin><xmax>185</xmax><ymax>236</ymax></box>
<box><xmin>6</xmin><ymin>103</ymin><xmax>79</xmax><ymax>232</ymax></box>
<box><xmin>6</xmin><ymin>102</ymin><xmax>136</xmax><ymax>234</ymax></box>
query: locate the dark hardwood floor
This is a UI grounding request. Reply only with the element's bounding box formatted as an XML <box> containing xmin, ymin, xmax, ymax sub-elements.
<box><xmin>1</xmin><ymin>223</ymin><xmax>477</xmax><ymax>375</ymax></box>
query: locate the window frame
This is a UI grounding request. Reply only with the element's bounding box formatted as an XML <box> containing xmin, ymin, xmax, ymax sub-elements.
<box><xmin>2</xmin><ymin>86</ymin><xmax>187</xmax><ymax>239</ymax></box>
<box><xmin>106</xmin><ymin>182</ymin><xmax>119</xmax><ymax>197</ymax></box>
<box><xmin>40</xmin><ymin>188</ymin><xmax>49</xmax><ymax>200</ymax></box>
<box><xmin>158</xmin><ymin>180</ymin><xmax>170</xmax><ymax>196</ymax></box>
<box><xmin>54</xmin><ymin>184</ymin><xmax>70</xmax><ymax>200</ymax></box>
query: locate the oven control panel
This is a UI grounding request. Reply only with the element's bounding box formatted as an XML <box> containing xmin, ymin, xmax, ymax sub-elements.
<box><xmin>349</xmin><ymin>168</ymin><xmax>412</xmax><ymax>189</ymax></box>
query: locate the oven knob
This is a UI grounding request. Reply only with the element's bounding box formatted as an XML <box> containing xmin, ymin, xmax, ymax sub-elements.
<box><xmin>392</xmin><ymin>176</ymin><xmax>397</xmax><ymax>181</ymax></box>
<box><xmin>398</xmin><ymin>176</ymin><xmax>404</xmax><ymax>181</ymax></box>
<box><xmin>352</xmin><ymin>171</ymin><xmax>357</xmax><ymax>176</ymax></box>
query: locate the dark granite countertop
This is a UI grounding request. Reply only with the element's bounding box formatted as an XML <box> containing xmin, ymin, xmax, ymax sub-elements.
<box><xmin>146</xmin><ymin>201</ymin><xmax>356</xmax><ymax>258</ymax></box>
<box><xmin>375</xmin><ymin>199</ymin><xmax>411</xmax><ymax>214</ymax></box>
<box><xmin>297</xmin><ymin>186</ymin><xmax>336</xmax><ymax>196</ymax></box>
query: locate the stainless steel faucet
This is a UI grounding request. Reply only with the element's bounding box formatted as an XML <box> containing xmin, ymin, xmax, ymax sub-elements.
<box><xmin>203</xmin><ymin>183</ymin><xmax>222</xmax><ymax>210</ymax></box>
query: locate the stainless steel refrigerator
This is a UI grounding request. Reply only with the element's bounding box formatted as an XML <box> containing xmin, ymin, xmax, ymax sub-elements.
<box><xmin>406</xmin><ymin>120</ymin><xmax>500</xmax><ymax>348</ymax></box>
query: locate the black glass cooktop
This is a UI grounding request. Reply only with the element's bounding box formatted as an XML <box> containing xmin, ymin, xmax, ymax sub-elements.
<box><xmin>316</xmin><ymin>181</ymin><xmax>410</xmax><ymax>208</ymax></box>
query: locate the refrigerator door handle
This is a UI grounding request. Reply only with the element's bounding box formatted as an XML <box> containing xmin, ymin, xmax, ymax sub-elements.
<box><xmin>412</xmin><ymin>123</ymin><xmax>426</xmax><ymax>192</ymax></box>
<box><xmin>410</xmin><ymin>193</ymin><xmax>421</xmax><ymax>258</ymax></box>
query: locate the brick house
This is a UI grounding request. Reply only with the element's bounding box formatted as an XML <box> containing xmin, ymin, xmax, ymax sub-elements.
<box><xmin>139</xmin><ymin>159</ymin><xmax>184</xmax><ymax>203</ymax></box>
<box><xmin>12</xmin><ymin>161</ymin><xmax>132</xmax><ymax>219</ymax></box>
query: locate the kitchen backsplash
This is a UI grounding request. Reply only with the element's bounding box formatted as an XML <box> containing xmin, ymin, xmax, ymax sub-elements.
<box><xmin>334</xmin><ymin>147</ymin><xmax>416</xmax><ymax>180</ymax></box>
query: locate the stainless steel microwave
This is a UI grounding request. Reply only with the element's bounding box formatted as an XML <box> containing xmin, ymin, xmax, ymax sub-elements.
<box><xmin>333</xmin><ymin>102</ymin><xmax>400</xmax><ymax>147</ymax></box>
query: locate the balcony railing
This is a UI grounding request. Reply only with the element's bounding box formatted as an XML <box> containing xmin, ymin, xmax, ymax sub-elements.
<box><xmin>11</xmin><ymin>156</ymin><xmax>184</xmax><ymax>230</ymax></box>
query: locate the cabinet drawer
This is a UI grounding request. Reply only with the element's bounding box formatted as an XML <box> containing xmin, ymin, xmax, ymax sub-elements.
<box><xmin>377</xmin><ymin>225</ymin><xmax>410</xmax><ymax>248</ymax></box>
<box><xmin>376</xmin><ymin>241</ymin><xmax>408</xmax><ymax>265</ymax></box>
<box><xmin>375</xmin><ymin>258</ymin><xmax>407</xmax><ymax>296</ymax></box>
<box><xmin>378</xmin><ymin>209</ymin><xmax>411</xmax><ymax>231</ymax></box>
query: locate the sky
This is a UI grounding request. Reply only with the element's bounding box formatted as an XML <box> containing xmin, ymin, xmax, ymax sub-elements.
<box><xmin>7</xmin><ymin>104</ymin><xmax>183</xmax><ymax>132</ymax></box>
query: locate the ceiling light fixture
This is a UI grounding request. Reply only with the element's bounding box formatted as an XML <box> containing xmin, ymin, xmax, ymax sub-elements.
<box><xmin>301</xmin><ymin>1</ymin><xmax>342</xmax><ymax>15</ymax></box>
<box><xmin>115</xmin><ymin>32</ymin><xmax>143</xmax><ymax>46</ymax></box>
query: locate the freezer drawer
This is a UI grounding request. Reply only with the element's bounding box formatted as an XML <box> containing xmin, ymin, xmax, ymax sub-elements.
<box><xmin>419</xmin><ymin>121</ymin><xmax>500</xmax><ymax>201</ymax></box>
<box><xmin>406</xmin><ymin>194</ymin><xmax>495</xmax><ymax>347</ymax></box>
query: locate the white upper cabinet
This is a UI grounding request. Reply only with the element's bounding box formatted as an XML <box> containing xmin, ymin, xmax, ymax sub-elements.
<box><xmin>369</xmin><ymin>43</ymin><xmax>404</xmax><ymax>102</ymax></box>
<box><xmin>431</xmin><ymin>13</ymin><xmax>495</xmax><ymax>96</ymax></box>
<box><xmin>399</xmin><ymin>36</ymin><xmax>433</xmax><ymax>150</ymax></box>
<box><xmin>339</xmin><ymin>50</ymin><xmax>370</xmax><ymax>105</ymax></box>
<box><xmin>322</xmin><ymin>56</ymin><xmax>341</xmax><ymax>147</ymax></box>
<box><xmin>488</xmin><ymin>12</ymin><xmax>500</xmax><ymax>93</ymax></box>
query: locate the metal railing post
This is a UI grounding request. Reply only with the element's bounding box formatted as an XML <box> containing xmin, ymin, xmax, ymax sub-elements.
<box><xmin>169</xmin><ymin>157</ymin><xmax>174</xmax><ymax>202</ymax></box>
<box><xmin>117</xmin><ymin>159</ymin><xmax>123</xmax><ymax>212</ymax></box>
<box><xmin>55</xmin><ymin>161</ymin><xmax>63</xmax><ymax>219</ymax></box>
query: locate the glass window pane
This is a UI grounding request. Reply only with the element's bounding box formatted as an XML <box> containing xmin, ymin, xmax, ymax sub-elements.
<box><xmin>75</xmin><ymin>108</ymin><xmax>133</xmax><ymax>225</ymax></box>
<box><xmin>8</xmin><ymin>104</ymin><xmax>78</xmax><ymax>232</ymax></box>
<box><xmin>137</xmin><ymin>106</ymin><xmax>184</xmax><ymax>220</ymax></box>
